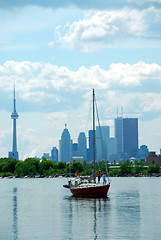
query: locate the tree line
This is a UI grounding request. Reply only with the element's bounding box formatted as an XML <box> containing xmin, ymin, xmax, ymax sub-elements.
<box><xmin>0</xmin><ymin>157</ymin><xmax>160</xmax><ymax>177</ymax></box>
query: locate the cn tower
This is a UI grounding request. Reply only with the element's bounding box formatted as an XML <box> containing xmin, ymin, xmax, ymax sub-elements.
<box><xmin>8</xmin><ymin>85</ymin><xmax>19</xmax><ymax>160</ymax></box>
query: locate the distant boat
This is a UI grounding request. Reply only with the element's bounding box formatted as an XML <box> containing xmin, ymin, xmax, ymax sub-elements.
<box><xmin>63</xmin><ymin>89</ymin><xmax>110</xmax><ymax>197</ymax></box>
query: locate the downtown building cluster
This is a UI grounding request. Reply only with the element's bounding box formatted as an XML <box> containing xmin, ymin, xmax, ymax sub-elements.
<box><xmin>8</xmin><ymin>87</ymin><xmax>148</xmax><ymax>162</ymax></box>
<box><xmin>48</xmin><ymin>117</ymin><xmax>149</xmax><ymax>163</ymax></box>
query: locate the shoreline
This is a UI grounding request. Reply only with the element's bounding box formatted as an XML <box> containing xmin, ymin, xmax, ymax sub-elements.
<box><xmin>0</xmin><ymin>172</ymin><xmax>161</xmax><ymax>179</ymax></box>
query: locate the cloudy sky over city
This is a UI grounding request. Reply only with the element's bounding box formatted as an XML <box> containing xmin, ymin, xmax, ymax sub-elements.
<box><xmin>0</xmin><ymin>0</ymin><xmax>161</xmax><ymax>159</ymax></box>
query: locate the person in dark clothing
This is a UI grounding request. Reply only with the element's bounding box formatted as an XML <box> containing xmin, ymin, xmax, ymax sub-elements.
<box><xmin>97</xmin><ymin>170</ymin><xmax>101</xmax><ymax>183</ymax></box>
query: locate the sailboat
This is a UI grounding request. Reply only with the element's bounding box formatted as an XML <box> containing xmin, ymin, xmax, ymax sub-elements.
<box><xmin>63</xmin><ymin>89</ymin><xmax>110</xmax><ymax>197</ymax></box>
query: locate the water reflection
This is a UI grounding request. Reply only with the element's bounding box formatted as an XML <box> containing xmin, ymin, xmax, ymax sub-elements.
<box><xmin>93</xmin><ymin>199</ymin><xmax>97</xmax><ymax>240</ymax></box>
<box><xmin>115</xmin><ymin>191</ymin><xmax>141</xmax><ymax>240</ymax></box>
<box><xmin>13</xmin><ymin>187</ymin><xmax>18</xmax><ymax>240</ymax></box>
<box><xmin>66</xmin><ymin>196</ymin><xmax>111</xmax><ymax>240</ymax></box>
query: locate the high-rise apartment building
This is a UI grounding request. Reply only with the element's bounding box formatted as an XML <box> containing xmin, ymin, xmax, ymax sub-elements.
<box><xmin>96</xmin><ymin>126</ymin><xmax>109</xmax><ymax>161</ymax></box>
<box><xmin>59</xmin><ymin>124</ymin><xmax>72</xmax><ymax>162</ymax></box>
<box><xmin>78</xmin><ymin>132</ymin><xmax>87</xmax><ymax>160</ymax></box>
<box><xmin>8</xmin><ymin>86</ymin><xmax>19</xmax><ymax>160</ymax></box>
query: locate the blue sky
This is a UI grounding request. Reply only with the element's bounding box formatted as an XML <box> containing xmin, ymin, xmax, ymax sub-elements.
<box><xmin>0</xmin><ymin>0</ymin><xmax>161</xmax><ymax>159</ymax></box>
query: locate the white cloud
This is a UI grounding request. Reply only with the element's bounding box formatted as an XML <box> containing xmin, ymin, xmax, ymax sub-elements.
<box><xmin>56</xmin><ymin>7</ymin><xmax>161</xmax><ymax>51</ymax></box>
<box><xmin>1</xmin><ymin>59</ymin><xmax>161</xmax><ymax>158</ymax></box>
<box><xmin>1</xmin><ymin>60</ymin><xmax>161</xmax><ymax>105</ymax></box>
<box><xmin>140</xmin><ymin>93</ymin><xmax>161</xmax><ymax>112</ymax></box>
<box><xmin>46</xmin><ymin>112</ymin><xmax>68</xmax><ymax>127</ymax></box>
<box><xmin>0</xmin><ymin>129</ymin><xmax>11</xmax><ymax>139</ymax></box>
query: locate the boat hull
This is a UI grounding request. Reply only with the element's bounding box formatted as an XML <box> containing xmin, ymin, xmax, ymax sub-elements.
<box><xmin>70</xmin><ymin>184</ymin><xmax>110</xmax><ymax>197</ymax></box>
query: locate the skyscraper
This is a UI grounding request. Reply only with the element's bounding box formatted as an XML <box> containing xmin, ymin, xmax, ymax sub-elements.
<box><xmin>78</xmin><ymin>132</ymin><xmax>87</xmax><ymax>160</ymax></box>
<box><xmin>51</xmin><ymin>147</ymin><xmax>58</xmax><ymax>162</ymax></box>
<box><xmin>59</xmin><ymin>124</ymin><xmax>72</xmax><ymax>162</ymax></box>
<box><xmin>88</xmin><ymin>130</ymin><xmax>95</xmax><ymax>162</ymax></box>
<box><xmin>115</xmin><ymin>117</ymin><xmax>138</xmax><ymax>158</ymax></box>
<box><xmin>123</xmin><ymin>118</ymin><xmax>138</xmax><ymax>157</ymax></box>
<box><xmin>96</xmin><ymin>126</ymin><xmax>109</xmax><ymax>161</ymax></box>
<box><xmin>8</xmin><ymin>85</ymin><xmax>19</xmax><ymax>160</ymax></box>
<box><xmin>115</xmin><ymin>117</ymin><xmax>123</xmax><ymax>156</ymax></box>
<box><xmin>72</xmin><ymin>143</ymin><xmax>78</xmax><ymax>157</ymax></box>
<box><xmin>107</xmin><ymin>137</ymin><xmax>117</xmax><ymax>161</ymax></box>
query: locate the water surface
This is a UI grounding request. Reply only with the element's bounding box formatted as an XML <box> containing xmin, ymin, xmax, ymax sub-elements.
<box><xmin>0</xmin><ymin>177</ymin><xmax>161</xmax><ymax>240</ymax></box>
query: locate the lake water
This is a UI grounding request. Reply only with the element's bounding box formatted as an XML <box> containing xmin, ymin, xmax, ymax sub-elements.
<box><xmin>0</xmin><ymin>177</ymin><xmax>161</xmax><ymax>240</ymax></box>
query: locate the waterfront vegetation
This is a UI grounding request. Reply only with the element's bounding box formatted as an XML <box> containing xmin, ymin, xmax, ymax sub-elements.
<box><xmin>0</xmin><ymin>157</ymin><xmax>160</xmax><ymax>177</ymax></box>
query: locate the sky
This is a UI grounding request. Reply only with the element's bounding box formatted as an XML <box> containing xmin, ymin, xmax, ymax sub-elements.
<box><xmin>0</xmin><ymin>0</ymin><xmax>161</xmax><ymax>160</ymax></box>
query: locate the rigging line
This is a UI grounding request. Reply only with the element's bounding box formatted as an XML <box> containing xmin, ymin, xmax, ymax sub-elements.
<box><xmin>95</xmin><ymin>96</ymin><xmax>110</xmax><ymax>183</ymax></box>
<box><xmin>78</xmin><ymin>92</ymin><xmax>93</xmax><ymax>160</ymax></box>
<box><xmin>84</xmin><ymin>93</ymin><xmax>93</xmax><ymax>142</ymax></box>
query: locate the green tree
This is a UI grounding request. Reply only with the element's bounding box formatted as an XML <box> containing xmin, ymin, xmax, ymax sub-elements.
<box><xmin>109</xmin><ymin>168</ymin><xmax>120</xmax><ymax>176</ymax></box>
<box><xmin>0</xmin><ymin>158</ymin><xmax>11</xmax><ymax>164</ymax></box>
<box><xmin>147</xmin><ymin>164</ymin><xmax>160</xmax><ymax>173</ymax></box>
<box><xmin>40</xmin><ymin>160</ymin><xmax>54</xmax><ymax>171</ymax></box>
<box><xmin>71</xmin><ymin>161</ymin><xmax>84</xmax><ymax>173</ymax></box>
<box><xmin>120</xmin><ymin>161</ymin><xmax>132</xmax><ymax>174</ymax></box>
<box><xmin>57</xmin><ymin>161</ymin><xmax>66</xmax><ymax>169</ymax></box>
<box><xmin>2</xmin><ymin>159</ymin><xmax>18</xmax><ymax>173</ymax></box>
<box><xmin>25</xmin><ymin>158</ymin><xmax>40</xmax><ymax>172</ymax></box>
<box><xmin>133</xmin><ymin>160</ymin><xmax>145</xmax><ymax>173</ymax></box>
<box><xmin>14</xmin><ymin>161</ymin><xmax>26</xmax><ymax>176</ymax></box>
<box><xmin>14</xmin><ymin>158</ymin><xmax>41</xmax><ymax>176</ymax></box>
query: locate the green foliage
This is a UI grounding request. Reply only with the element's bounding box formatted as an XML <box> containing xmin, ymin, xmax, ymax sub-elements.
<box><xmin>15</xmin><ymin>160</ymin><xmax>37</xmax><ymax>176</ymax></box>
<box><xmin>71</xmin><ymin>161</ymin><xmax>84</xmax><ymax>173</ymax></box>
<box><xmin>0</xmin><ymin>158</ymin><xmax>10</xmax><ymax>164</ymax></box>
<box><xmin>147</xmin><ymin>164</ymin><xmax>160</xmax><ymax>173</ymax></box>
<box><xmin>133</xmin><ymin>160</ymin><xmax>144</xmax><ymax>173</ymax></box>
<box><xmin>109</xmin><ymin>168</ymin><xmax>120</xmax><ymax>176</ymax></box>
<box><xmin>0</xmin><ymin>163</ymin><xmax>5</xmax><ymax>172</ymax></box>
<box><xmin>2</xmin><ymin>159</ymin><xmax>18</xmax><ymax>173</ymax></box>
<box><xmin>40</xmin><ymin>160</ymin><xmax>54</xmax><ymax>171</ymax></box>
<box><xmin>57</xmin><ymin>161</ymin><xmax>66</xmax><ymax>169</ymax></box>
<box><xmin>14</xmin><ymin>161</ymin><xmax>26</xmax><ymax>176</ymax></box>
<box><xmin>95</xmin><ymin>160</ymin><xmax>108</xmax><ymax>173</ymax></box>
<box><xmin>0</xmin><ymin>157</ymin><xmax>159</xmax><ymax>177</ymax></box>
<box><xmin>120</xmin><ymin>162</ymin><xmax>132</xmax><ymax>174</ymax></box>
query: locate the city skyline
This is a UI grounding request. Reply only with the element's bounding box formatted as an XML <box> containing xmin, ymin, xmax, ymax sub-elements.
<box><xmin>51</xmin><ymin>120</ymin><xmax>142</xmax><ymax>162</ymax></box>
<box><xmin>0</xmin><ymin>0</ymin><xmax>161</xmax><ymax>159</ymax></box>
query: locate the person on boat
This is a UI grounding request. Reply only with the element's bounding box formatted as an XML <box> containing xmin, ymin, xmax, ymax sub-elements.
<box><xmin>97</xmin><ymin>170</ymin><xmax>101</xmax><ymax>183</ymax></box>
<box><xmin>103</xmin><ymin>173</ymin><xmax>106</xmax><ymax>185</ymax></box>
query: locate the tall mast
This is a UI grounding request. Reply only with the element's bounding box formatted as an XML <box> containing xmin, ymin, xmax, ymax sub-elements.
<box><xmin>93</xmin><ymin>89</ymin><xmax>96</xmax><ymax>182</ymax></box>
